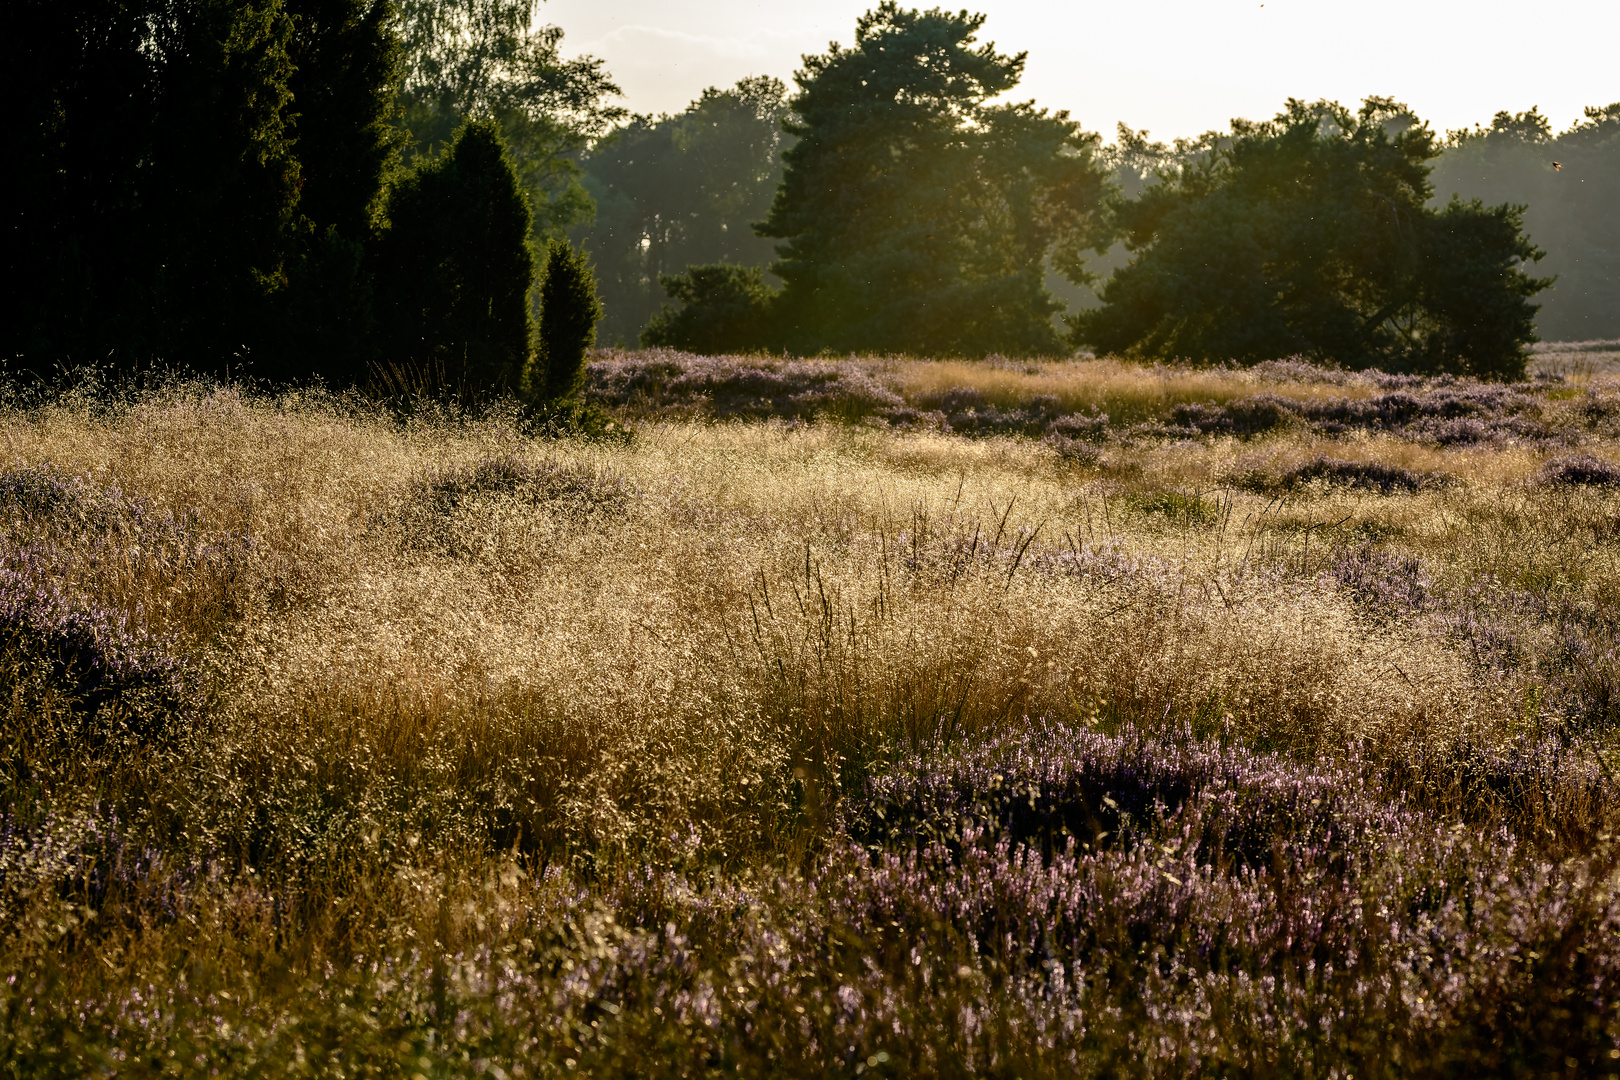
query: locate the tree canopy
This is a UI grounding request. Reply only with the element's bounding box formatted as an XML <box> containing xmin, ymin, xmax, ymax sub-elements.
<box><xmin>8</xmin><ymin>0</ymin><xmax>332</xmax><ymax>372</ymax></box>
<box><xmin>576</xmin><ymin>77</ymin><xmax>791</xmax><ymax>345</ymax></box>
<box><xmin>395</xmin><ymin>0</ymin><xmax>624</xmax><ymax>239</ymax></box>
<box><xmin>8</xmin><ymin>0</ymin><xmax>610</xmax><ymax>391</ymax></box>
<box><xmin>757</xmin><ymin>2</ymin><xmax>1110</xmax><ymax>356</ymax></box>
<box><xmin>1073</xmin><ymin>98</ymin><xmax>1550</xmax><ymax>378</ymax></box>
<box><xmin>648</xmin><ymin>3</ymin><xmax>1110</xmax><ymax>357</ymax></box>
<box><xmin>1432</xmin><ymin>104</ymin><xmax>1620</xmax><ymax>340</ymax></box>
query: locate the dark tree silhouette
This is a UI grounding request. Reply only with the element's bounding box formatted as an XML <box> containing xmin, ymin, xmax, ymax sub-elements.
<box><xmin>653</xmin><ymin>4</ymin><xmax>1110</xmax><ymax>357</ymax></box>
<box><xmin>375</xmin><ymin>119</ymin><xmax>535</xmax><ymax>394</ymax></box>
<box><xmin>1074</xmin><ymin>98</ymin><xmax>1550</xmax><ymax>378</ymax></box>
<box><xmin>533</xmin><ymin>238</ymin><xmax>602</xmax><ymax>402</ymax></box>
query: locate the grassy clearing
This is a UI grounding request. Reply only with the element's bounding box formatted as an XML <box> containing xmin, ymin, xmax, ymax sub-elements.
<box><xmin>3</xmin><ymin>358</ymin><xmax>1620</xmax><ymax>1076</ymax></box>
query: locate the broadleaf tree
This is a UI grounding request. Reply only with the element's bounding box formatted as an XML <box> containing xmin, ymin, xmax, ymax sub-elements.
<box><xmin>1432</xmin><ymin>103</ymin><xmax>1620</xmax><ymax>340</ymax></box>
<box><xmin>578</xmin><ymin>77</ymin><xmax>791</xmax><ymax>345</ymax></box>
<box><xmin>394</xmin><ymin>0</ymin><xmax>624</xmax><ymax>239</ymax></box>
<box><xmin>1073</xmin><ymin>98</ymin><xmax>1551</xmax><ymax>378</ymax></box>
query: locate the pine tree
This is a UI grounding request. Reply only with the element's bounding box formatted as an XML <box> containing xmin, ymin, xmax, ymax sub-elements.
<box><xmin>533</xmin><ymin>239</ymin><xmax>602</xmax><ymax>402</ymax></box>
<box><xmin>375</xmin><ymin>119</ymin><xmax>535</xmax><ymax>395</ymax></box>
<box><xmin>754</xmin><ymin>3</ymin><xmax>1108</xmax><ymax>356</ymax></box>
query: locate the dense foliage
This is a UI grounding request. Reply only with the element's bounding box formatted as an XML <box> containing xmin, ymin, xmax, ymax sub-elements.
<box><xmin>7</xmin><ymin>0</ymin><xmax>310</xmax><ymax>374</ymax></box>
<box><xmin>374</xmin><ymin>119</ymin><xmax>536</xmax><ymax>395</ymax></box>
<box><xmin>641</xmin><ymin>265</ymin><xmax>782</xmax><ymax>356</ymax></box>
<box><xmin>7</xmin><ymin>0</ymin><xmax>608</xmax><ymax>396</ymax></box>
<box><xmin>1433</xmin><ymin>103</ymin><xmax>1620</xmax><ymax>340</ymax></box>
<box><xmin>533</xmin><ymin>239</ymin><xmax>603</xmax><ymax>402</ymax></box>
<box><xmin>576</xmin><ymin>77</ymin><xmax>792</xmax><ymax>346</ymax></box>
<box><xmin>653</xmin><ymin>3</ymin><xmax>1111</xmax><ymax>357</ymax></box>
<box><xmin>1072</xmin><ymin>98</ymin><xmax>1551</xmax><ymax>379</ymax></box>
<box><xmin>393</xmin><ymin>0</ymin><xmax>624</xmax><ymax>241</ymax></box>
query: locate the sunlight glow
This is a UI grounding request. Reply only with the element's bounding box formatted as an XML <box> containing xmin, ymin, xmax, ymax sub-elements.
<box><xmin>547</xmin><ymin>0</ymin><xmax>1620</xmax><ymax>141</ymax></box>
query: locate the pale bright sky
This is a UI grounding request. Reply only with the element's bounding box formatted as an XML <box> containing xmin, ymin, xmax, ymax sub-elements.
<box><xmin>545</xmin><ymin>0</ymin><xmax>1619</xmax><ymax>143</ymax></box>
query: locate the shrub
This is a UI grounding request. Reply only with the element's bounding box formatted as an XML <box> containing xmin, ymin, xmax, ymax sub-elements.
<box><xmin>1280</xmin><ymin>455</ymin><xmax>1440</xmax><ymax>494</ymax></box>
<box><xmin>1539</xmin><ymin>454</ymin><xmax>1620</xmax><ymax>488</ymax></box>
<box><xmin>0</xmin><ymin>566</ymin><xmax>192</xmax><ymax>737</ymax></box>
<box><xmin>641</xmin><ymin>264</ymin><xmax>780</xmax><ymax>355</ymax></box>
<box><xmin>532</xmin><ymin>238</ymin><xmax>603</xmax><ymax>403</ymax></box>
<box><xmin>1133</xmin><ymin>489</ymin><xmax>1219</xmax><ymax>527</ymax></box>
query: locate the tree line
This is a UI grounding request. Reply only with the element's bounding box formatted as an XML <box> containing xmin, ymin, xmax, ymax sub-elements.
<box><xmin>1432</xmin><ymin>104</ymin><xmax>1620</xmax><ymax>343</ymax></box>
<box><xmin>14</xmin><ymin>2</ymin><xmax>1611</xmax><ymax>385</ymax></box>
<box><xmin>7</xmin><ymin>0</ymin><xmax>614</xmax><ymax>401</ymax></box>
<box><xmin>576</xmin><ymin>5</ymin><xmax>1617</xmax><ymax>379</ymax></box>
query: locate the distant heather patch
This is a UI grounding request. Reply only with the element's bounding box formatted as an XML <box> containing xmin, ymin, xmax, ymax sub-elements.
<box><xmin>1169</xmin><ymin>392</ymin><xmax>1297</xmax><ymax>437</ymax></box>
<box><xmin>1278</xmin><ymin>456</ymin><xmax>1442</xmax><ymax>494</ymax></box>
<box><xmin>1173</xmin><ymin>385</ymin><xmax>1553</xmax><ymax>445</ymax></box>
<box><xmin>585</xmin><ymin>350</ymin><xmax>1576</xmax><ymax>447</ymax></box>
<box><xmin>0</xmin><ymin>556</ymin><xmax>193</xmax><ymax>732</ymax></box>
<box><xmin>585</xmin><ymin>350</ymin><xmax>906</xmax><ymax>422</ymax></box>
<box><xmin>1538</xmin><ymin>455</ymin><xmax>1620</xmax><ymax>488</ymax></box>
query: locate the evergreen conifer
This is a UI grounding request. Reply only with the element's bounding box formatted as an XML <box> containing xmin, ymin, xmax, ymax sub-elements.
<box><xmin>533</xmin><ymin>239</ymin><xmax>602</xmax><ymax>402</ymax></box>
<box><xmin>375</xmin><ymin>119</ymin><xmax>536</xmax><ymax>396</ymax></box>
<box><xmin>277</xmin><ymin>0</ymin><xmax>404</xmax><ymax>383</ymax></box>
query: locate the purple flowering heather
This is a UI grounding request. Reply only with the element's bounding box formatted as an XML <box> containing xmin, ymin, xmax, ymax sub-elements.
<box><xmin>1277</xmin><ymin>456</ymin><xmax>1443</xmax><ymax>494</ymax></box>
<box><xmin>585</xmin><ymin>350</ymin><xmax>1578</xmax><ymax>447</ymax></box>
<box><xmin>0</xmin><ymin>463</ymin><xmax>208</xmax><ymax>732</ymax></box>
<box><xmin>0</xmin><ymin>565</ymin><xmax>191</xmax><ymax>726</ymax></box>
<box><xmin>1538</xmin><ymin>454</ymin><xmax>1620</xmax><ymax>488</ymax></box>
<box><xmin>585</xmin><ymin>349</ymin><xmax>907</xmax><ymax>422</ymax></box>
<box><xmin>1327</xmin><ymin>544</ymin><xmax>1433</xmax><ymax>617</ymax></box>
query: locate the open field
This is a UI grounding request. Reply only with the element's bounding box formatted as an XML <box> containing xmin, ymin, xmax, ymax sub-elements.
<box><xmin>5</xmin><ymin>353</ymin><xmax>1620</xmax><ymax>1075</ymax></box>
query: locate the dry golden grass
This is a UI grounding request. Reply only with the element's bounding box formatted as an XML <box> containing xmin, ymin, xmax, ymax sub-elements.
<box><xmin>889</xmin><ymin>356</ymin><xmax>1374</xmax><ymax>422</ymax></box>
<box><xmin>7</xmin><ymin>369</ymin><xmax>1620</xmax><ymax>1073</ymax></box>
<box><xmin>6</xmin><ymin>388</ymin><xmax>1608</xmax><ymax>820</ymax></box>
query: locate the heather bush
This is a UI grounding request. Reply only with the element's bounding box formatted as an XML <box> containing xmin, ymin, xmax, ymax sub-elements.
<box><xmin>1539</xmin><ymin>454</ymin><xmax>1620</xmax><ymax>488</ymax></box>
<box><xmin>0</xmin><ymin>565</ymin><xmax>193</xmax><ymax>739</ymax></box>
<box><xmin>1273</xmin><ymin>456</ymin><xmax>1442</xmax><ymax>495</ymax></box>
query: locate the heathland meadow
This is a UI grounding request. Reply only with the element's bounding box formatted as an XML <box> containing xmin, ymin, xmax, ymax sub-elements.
<box><xmin>5</xmin><ymin>346</ymin><xmax>1620</xmax><ymax>1076</ymax></box>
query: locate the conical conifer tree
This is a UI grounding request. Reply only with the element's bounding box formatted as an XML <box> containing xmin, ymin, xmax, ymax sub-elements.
<box><xmin>533</xmin><ymin>238</ymin><xmax>602</xmax><ymax>402</ymax></box>
<box><xmin>375</xmin><ymin>119</ymin><xmax>535</xmax><ymax>394</ymax></box>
